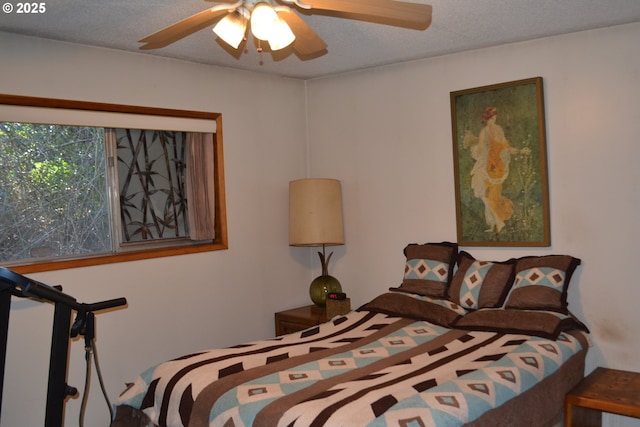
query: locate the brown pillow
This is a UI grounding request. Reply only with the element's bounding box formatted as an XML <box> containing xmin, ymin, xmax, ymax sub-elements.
<box><xmin>448</xmin><ymin>251</ymin><xmax>515</xmax><ymax>310</ymax></box>
<box><xmin>454</xmin><ymin>308</ymin><xmax>589</xmax><ymax>340</ymax></box>
<box><xmin>396</xmin><ymin>242</ymin><xmax>458</xmax><ymax>298</ymax></box>
<box><xmin>504</xmin><ymin>255</ymin><xmax>581</xmax><ymax>313</ymax></box>
<box><xmin>359</xmin><ymin>291</ymin><xmax>465</xmax><ymax>328</ymax></box>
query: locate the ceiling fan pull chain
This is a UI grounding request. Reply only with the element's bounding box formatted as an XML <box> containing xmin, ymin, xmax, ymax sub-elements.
<box><xmin>257</xmin><ymin>39</ymin><xmax>265</xmax><ymax>65</ymax></box>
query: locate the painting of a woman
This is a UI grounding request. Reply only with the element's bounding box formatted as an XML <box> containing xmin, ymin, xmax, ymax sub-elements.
<box><xmin>451</xmin><ymin>77</ymin><xmax>549</xmax><ymax>246</ymax></box>
<box><xmin>465</xmin><ymin>107</ymin><xmax>530</xmax><ymax>233</ymax></box>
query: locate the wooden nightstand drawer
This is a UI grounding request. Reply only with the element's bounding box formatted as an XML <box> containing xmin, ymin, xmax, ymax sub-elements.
<box><xmin>274</xmin><ymin>305</ymin><xmax>328</xmax><ymax>336</ymax></box>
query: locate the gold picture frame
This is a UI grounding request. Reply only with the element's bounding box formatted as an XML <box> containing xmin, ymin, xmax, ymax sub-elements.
<box><xmin>450</xmin><ymin>77</ymin><xmax>550</xmax><ymax>246</ymax></box>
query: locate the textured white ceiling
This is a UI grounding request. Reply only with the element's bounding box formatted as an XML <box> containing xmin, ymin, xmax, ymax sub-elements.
<box><xmin>1</xmin><ymin>0</ymin><xmax>640</xmax><ymax>79</ymax></box>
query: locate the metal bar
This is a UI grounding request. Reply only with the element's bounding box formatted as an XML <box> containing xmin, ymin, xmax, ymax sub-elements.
<box><xmin>0</xmin><ymin>291</ymin><xmax>11</xmax><ymax>422</ymax></box>
<box><xmin>44</xmin><ymin>302</ymin><xmax>73</xmax><ymax>427</ymax></box>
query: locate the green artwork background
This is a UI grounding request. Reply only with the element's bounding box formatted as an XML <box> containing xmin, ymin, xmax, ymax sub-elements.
<box><xmin>453</xmin><ymin>81</ymin><xmax>548</xmax><ymax>244</ymax></box>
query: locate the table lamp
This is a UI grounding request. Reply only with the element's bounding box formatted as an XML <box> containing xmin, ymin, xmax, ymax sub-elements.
<box><xmin>289</xmin><ymin>178</ymin><xmax>345</xmax><ymax>307</ymax></box>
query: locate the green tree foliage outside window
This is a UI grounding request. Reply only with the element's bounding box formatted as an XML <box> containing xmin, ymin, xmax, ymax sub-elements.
<box><xmin>0</xmin><ymin>123</ymin><xmax>111</xmax><ymax>262</ymax></box>
<box><xmin>0</xmin><ymin>123</ymin><xmax>192</xmax><ymax>265</ymax></box>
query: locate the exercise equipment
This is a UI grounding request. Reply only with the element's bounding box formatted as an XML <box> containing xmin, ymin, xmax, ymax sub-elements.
<box><xmin>0</xmin><ymin>267</ymin><xmax>127</xmax><ymax>427</ymax></box>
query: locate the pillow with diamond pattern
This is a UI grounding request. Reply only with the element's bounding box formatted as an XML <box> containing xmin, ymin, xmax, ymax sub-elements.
<box><xmin>447</xmin><ymin>251</ymin><xmax>515</xmax><ymax>310</ymax></box>
<box><xmin>393</xmin><ymin>242</ymin><xmax>458</xmax><ymax>298</ymax></box>
<box><xmin>504</xmin><ymin>255</ymin><xmax>581</xmax><ymax>313</ymax></box>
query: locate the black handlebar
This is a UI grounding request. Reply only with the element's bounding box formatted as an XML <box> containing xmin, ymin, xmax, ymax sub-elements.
<box><xmin>81</xmin><ymin>297</ymin><xmax>128</xmax><ymax>312</ymax></box>
<box><xmin>0</xmin><ymin>267</ymin><xmax>127</xmax><ymax>313</ymax></box>
<box><xmin>19</xmin><ymin>278</ymin><xmax>78</xmax><ymax>308</ymax></box>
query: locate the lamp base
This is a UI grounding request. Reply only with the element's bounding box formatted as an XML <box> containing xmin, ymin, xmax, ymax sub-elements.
<box><xmin>309</xmin><ymin>275</ymin><xmax>342</xmax><ymax>307</ymax></box>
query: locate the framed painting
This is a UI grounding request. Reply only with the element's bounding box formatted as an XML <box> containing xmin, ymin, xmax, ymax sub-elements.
<box><xmin>450</xmin><ymin>77</ymin><xmax>550</xmax><ymax>246</ymax></box>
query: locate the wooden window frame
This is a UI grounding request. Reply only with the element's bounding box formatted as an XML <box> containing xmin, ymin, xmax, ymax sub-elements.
<box><xmin>1</xmin><ymin>94</ymin><xmax>228</xmax><ymax>274</ymax></box>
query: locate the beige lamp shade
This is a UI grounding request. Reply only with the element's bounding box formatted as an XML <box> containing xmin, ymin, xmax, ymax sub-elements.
<box><xmin>289</xmin><ymin>178</ymin><xmax>345</xmax><ymax>246</ymax></box>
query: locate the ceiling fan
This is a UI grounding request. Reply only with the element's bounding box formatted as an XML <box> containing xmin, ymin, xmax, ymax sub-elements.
<box><xmin>139</xmin><ymin>0</ymin><xmax>432</xmax><ymax>59</ymax></box>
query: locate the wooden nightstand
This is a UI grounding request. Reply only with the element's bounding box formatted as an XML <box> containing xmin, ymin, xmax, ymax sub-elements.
<box><xmin>565</xmin><ymin>367</ymin><xmax>640</xmax><ymax>427</ymax></box>
<box><xmin>274</xmin><ymin>305</ymin><xmax>328</xmax><ymax>336</ymax></box>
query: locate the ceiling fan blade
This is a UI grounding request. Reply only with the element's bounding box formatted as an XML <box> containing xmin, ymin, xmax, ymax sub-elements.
<box><xmin>278</xmin><ymin>11</ymin><xmax>328</xmax><ymax>56</ymax></box>
<box><xmin>139</xmin><ymin>7</ymin><xmax>231</xmax><ymax>49</ymax></box>
<box><xmin>297</xmin><ymin>0</ymin><xmax>432</xmax><ymax>30</ymax></box>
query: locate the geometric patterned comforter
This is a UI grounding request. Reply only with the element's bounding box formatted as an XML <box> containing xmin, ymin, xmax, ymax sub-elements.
<box><xmin>112</xmin><ymin>294</ymin><xmax>587</xmax><ymax>427</ymax></box>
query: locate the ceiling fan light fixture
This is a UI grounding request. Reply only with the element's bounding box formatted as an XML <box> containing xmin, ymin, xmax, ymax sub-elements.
<box><xmin>140</xmin><ymin>0</ymin><xmax>433</xmax><ymax>59</ymax></box>
<box><xmin>267</xmin><ymin>16</ymin><xmax>296</xmax><ymax>50</ymax></box>
<box><xmin>213</xmin><ymin>10</ymin><xmax>247</xmax><ymax>49</ymax></box>
<box><xmin>250</xmin><ymin>2</ymin><xmax>280</xmax><ymax>41</ymax></box>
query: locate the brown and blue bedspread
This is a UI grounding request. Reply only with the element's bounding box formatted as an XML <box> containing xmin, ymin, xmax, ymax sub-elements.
<box><xmin>112</xmin><ymin>292</ymin><xmax>588</xmax><ymax>427</ymax></box>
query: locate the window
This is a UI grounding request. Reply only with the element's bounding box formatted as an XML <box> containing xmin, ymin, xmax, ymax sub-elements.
<box><xmin>0</xmin><ymin>95</ymin><xmax>227</xmax><ymax>273</ymax></box>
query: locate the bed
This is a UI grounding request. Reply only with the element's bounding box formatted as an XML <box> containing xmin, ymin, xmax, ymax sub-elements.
<box><xmin>111</xmin><ymin>243</ymin><xmax>589</xmax><ymax>427</ymax></box>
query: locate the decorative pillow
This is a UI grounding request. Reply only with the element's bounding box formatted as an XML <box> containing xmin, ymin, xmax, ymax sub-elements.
<box><xmin>454</xmin><ymin>308</ymin><xmax>589</xmax><ymax>340</ymax></box>
<box><xmin>395</xmin><ymin>242</ymin><xmax>458</xmax><ymax>298</ymax></box>
<box><xmin>504</xmin><ymin>255</ymin><xmax>581</xmax><ymax>313</ymax></box>
<box><xmin>359</xmin><ymin>291</ymin><xmax>466</xmax><ymax>328</ymax></box>
<box><xmin>447</xmin><ymin>251</ymin><xmax>515</xmax><ymax>310</ymax></box>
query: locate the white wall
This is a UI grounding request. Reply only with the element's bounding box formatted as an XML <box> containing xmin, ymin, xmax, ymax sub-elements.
<box><xmin>306</xmin><ymin>22</ymin><xmax>640</xmax><ymax>427</ymax></box>
<box><xmin>2</xmin><ymin>22</ymin><xmax>640</xmax><ymax>427</ymax></box>
<box><xmin>0</xmin><ymin>32</ymin><xmax>315</xmax><ymax>426</ymax></box>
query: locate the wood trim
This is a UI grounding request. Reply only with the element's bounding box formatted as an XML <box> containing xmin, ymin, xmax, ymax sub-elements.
<box><xmin>1</xmin><ymin>94</ymin><xmax>228</xmax><ymax>274</ymax></box>
<box><xmin>0</xmin><ymin>94</ymin><xmax>221</xmax><ymax>120</ymax></box>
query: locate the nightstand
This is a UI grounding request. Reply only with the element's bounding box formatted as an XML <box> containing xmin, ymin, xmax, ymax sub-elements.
<box><xmin>565</xmin><ymin>367</ymin><xmax>640</xmax><ymax>426</ymax></box>
<box><xmin>274</xmin><ymin>305</ymin><xmax>328</xmax><ymax>336</ymax></box>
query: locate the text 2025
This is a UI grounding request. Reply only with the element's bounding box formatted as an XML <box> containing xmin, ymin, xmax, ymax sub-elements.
<box><xmin>16</xmin><ymin>2</ymin><xmax>46</xmax><ymax>13</ymax></box>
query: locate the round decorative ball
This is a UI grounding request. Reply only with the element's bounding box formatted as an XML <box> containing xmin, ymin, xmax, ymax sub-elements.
<box><xmin>309</xmin><ymin>275</ymin><xmax>342</xmax><ymax>307</ymax></box>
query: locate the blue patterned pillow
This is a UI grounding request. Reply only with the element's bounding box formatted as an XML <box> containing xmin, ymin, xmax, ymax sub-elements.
<box><xmin>404</xmin><ymin>258</ymin><xmax>449</xmax><ymax>281</ymax></box>
<box><xmin>447</xmin><ymin>251</ymin><xmax>515</xmax><ymax>310</ymax></box>
<box><xmin>396</xmin><ymin>242</ymin><xmax>458</xmax><ymax>298</ymax></box>
<box><xmin>505</xmin><ymin>255</ymin><xmax>581</xmax><ymax>313</ymax></box>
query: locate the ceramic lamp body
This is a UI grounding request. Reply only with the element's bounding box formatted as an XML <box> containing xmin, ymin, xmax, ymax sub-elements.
<box><xmin>309</xmin><ymin>275</ymin><xmax>342</xmax><ymax>307</ymax></box>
